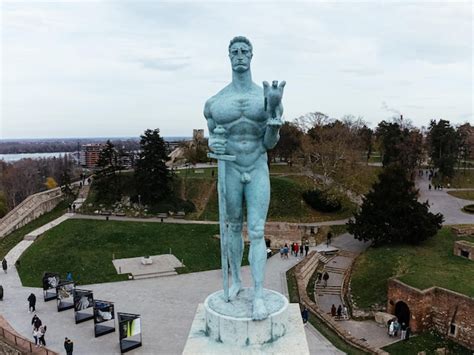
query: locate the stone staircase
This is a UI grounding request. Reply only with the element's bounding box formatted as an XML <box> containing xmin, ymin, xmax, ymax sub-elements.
<box><xmin>324</xmin><ymin>265</ymin><xmax>346</xmax><ymax>274</ymax></box>
<box><xmin>315</xmin><ymin>285</ymin><xmax>342</xmax><ymax>296</ymax></box>
<box><xmin>132</xmin><ymin>270</ymin><xmax>178</xmax><ymax>280</ymax></box>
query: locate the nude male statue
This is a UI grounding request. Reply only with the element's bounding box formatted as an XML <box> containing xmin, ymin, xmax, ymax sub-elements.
<box><xmin>204</xmin><ymin>36</ymin><xmax>285</xmax><ymax>320</ymax></box>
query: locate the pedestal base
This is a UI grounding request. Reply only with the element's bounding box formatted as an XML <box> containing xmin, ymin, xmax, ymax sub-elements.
<box><xmin>204</xmin><ymin>288</ymin><xmax>288</xmax><ymax>346</ymax></box>
<box><xmin>184</xmin><ymin>302</ymin><xmax>310</xmax><ymax>354</ymax></box>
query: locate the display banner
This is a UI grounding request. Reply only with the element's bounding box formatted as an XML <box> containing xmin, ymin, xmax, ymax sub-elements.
<box><xmin>56</xmin><ymin>280</ymin><xmax>75</xmax><ymax>312</ymax></box>
<box><xmin>42</xmin><ymin>272</ymin><xmax>60</xmax><ymax>302</ymax></box>
<box><xmin>118</xmin><ymin>312</ymin><xmax>142</xmax><ymax>353</ymax></box>
<box><xmin>73</xmin><ymin>289</ymin><xmax>94</xmax><ymax>323</ymax></box>
<box><xmin>93</xmin><ymin>300</ymin><xmax>115</xmax><ymax>337</ymax></box>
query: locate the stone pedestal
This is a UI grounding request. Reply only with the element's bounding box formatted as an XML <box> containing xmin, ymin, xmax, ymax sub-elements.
<box><xmin>183</xmin><ymin>288</ymin><xmax>310</xmax><ymax>354</ymax></box>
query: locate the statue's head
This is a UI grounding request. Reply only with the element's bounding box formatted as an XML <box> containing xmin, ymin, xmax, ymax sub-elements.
<box><xmin>228</xmin><ymin>36</ymin><xmax>253</xmax><ymax>73</ymax></box>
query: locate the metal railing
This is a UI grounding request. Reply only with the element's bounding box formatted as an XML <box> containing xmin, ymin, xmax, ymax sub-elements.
<box><xmin>0</xmin><ymin>325</ymin><xmax>58</xmax><ymax>355</ymax></box>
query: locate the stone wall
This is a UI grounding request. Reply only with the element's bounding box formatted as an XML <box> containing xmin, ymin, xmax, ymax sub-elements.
<box><xmin>0</xmin><ymin>188</ymin><xmax>63</xmax><ymax>238</ymax></box>
<box><xmin>387</xmin><ymin>279</ymin><xmax>474</xmax><ymax>350</ymax></box>
<box><xmin>0</xmin><ymin>340</ymin><xmax>22</xmax><ymax>355</ymax></box>
<box><xmin>294</xmin><ymin>251</ymin><xmax>387</xmax><ymax>354</ymax></box>
<box><xmin>453</xmin><ymin>240</ymin><xmax>474</xmax><ymax>261</ymax></box>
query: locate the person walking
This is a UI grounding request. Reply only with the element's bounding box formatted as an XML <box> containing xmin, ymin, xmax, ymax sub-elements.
<box><xmin>305</xmin><ymin>244</ymin><xmax>309</xmax><ymax>256</ymax></box>
<box><xmin>31</xmin><ymin>314</ymin><xmax>42</xmax><ymax>329</ymax></box>
<box><xmin>331</xmin><ymin>304</ymin><xmax>336</xmax><ymax>317</ymax></box>
<box><xmin>326</xmin><ymin>232</ymin><xmax>332</xmax><ymax>247</ymax></box>
<box><xmin>388</xmin><ymin>320</ymin><xmax>395</xmax><ymax>337</ymax></box>
<box><xmin>400</xmin><ymin>322</ymin><xmax>407</xmax><ymax>340</ymax></box>
<box><xmin>33</xmin><ymin>327</ymin><xmax>40</xmax><ymax>347</ymax></box>
<box><xmin>2</xmin><ymin>258</ymin><xmax>7</xmax><ymax>273</ymax></box>
<box><xmin>64</xmin><ymin>337</ymin><xmax>74</xmax><ymax>355</ymax></box>
<box><xmin>38</xmin><ymin>325</ymin><xmax>47</xmax><ymax>347</ymax></box>
<box><xmin>301</xmin><ymin>306</ymin><xmax>309</xmax><ymax>324</ymax></box>
<box><xmin>27</xmin><ymin>293</ymin><xmax>36</xmax><ymax>313</ymax></box>
<box><xmin>299</xmin><ymin>244</ymin><xmax>304</xmax><ymax>256</ymax></box>
<box><xmin>336</xmin><ymin>305</ymin><xmax>342</xmax><ymax>320</ymax></box>
<box><xmin>323</xmin><ymin>271</ymin><xmax>329</xmax><ymax>287</ymax></box>
<box><xmin>0</xmin><ymin>285</ymin><xmax>3</xmax><ymax>301</ymax></box>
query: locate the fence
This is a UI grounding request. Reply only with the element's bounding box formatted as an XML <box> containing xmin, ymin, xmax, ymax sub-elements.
<box><xmin>0</xmin><ymin>325</ymin><xmax>58</xmax><ymax>355</ymax></box>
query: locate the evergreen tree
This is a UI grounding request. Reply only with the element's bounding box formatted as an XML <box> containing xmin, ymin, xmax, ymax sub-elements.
<box><xmin>427</xmin><ymin>119</ymin><xmax>460</xmax><ymax>178</ymax></box>
<box><xmin>347</xmin><ymin>165</ymin><xmax>443</xmax><ymax>245</ymax></box>
<box><xmin>135</xmin><ymin>128</ymin><xmax>171</xmax><ymax>204</ymax></box>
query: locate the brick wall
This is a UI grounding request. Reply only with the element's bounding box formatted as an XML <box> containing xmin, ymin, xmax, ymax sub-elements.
<box><xmin>387</xmin><ymin>279</ymin><xmax>474</xmax><ymax>350</ymax></box>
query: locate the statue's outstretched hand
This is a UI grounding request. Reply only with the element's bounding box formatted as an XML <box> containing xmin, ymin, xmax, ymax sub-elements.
<box><xmin>209</xmin><ymin>125</ymin><xmax>227</xmax><ymax>155</ymax></box>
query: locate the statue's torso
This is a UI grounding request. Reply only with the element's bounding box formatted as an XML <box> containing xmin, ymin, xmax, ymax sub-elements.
<box><xmin>207</xmin><ymin>84</ymin><xmax>267</xmax><ymax>168</ymax></box>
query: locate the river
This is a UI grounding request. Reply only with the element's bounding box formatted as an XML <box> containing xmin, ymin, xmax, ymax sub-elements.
<box><xmin>0</xmin><ymin>152</ymin><xmax>74</xmax><ymax>162</ymax></box>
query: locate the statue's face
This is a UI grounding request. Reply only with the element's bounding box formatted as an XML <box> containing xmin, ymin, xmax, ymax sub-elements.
<box><xmin>229</xmin><ymin>42</ymin><xmax>252</xmax><ymax>73</ymax></box>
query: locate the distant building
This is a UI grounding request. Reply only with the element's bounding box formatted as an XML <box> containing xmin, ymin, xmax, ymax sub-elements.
<box><xmin>80</xmin><ymin>143</ymin><xmax>105</xmax><ymax>169</ymax></box>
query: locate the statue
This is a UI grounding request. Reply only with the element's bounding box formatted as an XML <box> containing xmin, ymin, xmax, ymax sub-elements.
<box><xmin>204</xmin><ymin>36</ymin><xmax>285</xmax><ymax>320</ymax></box>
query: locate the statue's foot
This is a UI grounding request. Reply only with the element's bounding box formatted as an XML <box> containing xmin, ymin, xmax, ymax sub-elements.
<box><xmin>229</xmin><ymin>282</ymin><xmax>242</xmax><ymax>300</ymax></box>
<box><xmin>252</xmin><ymin>297</ymin><xmax>268</xmax><ymax>321</ymax></box>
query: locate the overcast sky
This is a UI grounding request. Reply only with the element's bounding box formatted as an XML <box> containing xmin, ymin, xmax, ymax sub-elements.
<box><xmin>1</xmin><ymin>1</ymin><xmax>472</xmax><ymax>139</ymax></box>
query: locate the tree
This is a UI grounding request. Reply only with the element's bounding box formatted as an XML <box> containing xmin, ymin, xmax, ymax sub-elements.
<box><xmin>94</xmin><ymin>140</ymin><xmax>122</xmax><ymax>203</ymax></box>
<box><xmin>272</xmin><ymin>121</ymin><xmax>303</xmax><ymax>162</ymax></box>
<box><xmin>135</xmin><ymin>128</ymin><xmax>172</xmax><ymax>204</ymax></box>
<box><xmin>347</xmin><ymin>164</ymin><xmax>443</xmax><ymax>246</ymax></box>
<box><xmin>456</xmin><ymin>123</ymin><xmax>473</xmax><ymax>173</ymax></box>
<box><xmin>44</xmin><ymin>177</ymin><xmax>58</xmax><ymax>189</ymax></box>
<box><xmin>0</xmin><ymin>191</ymin><xmax>8</xmax><ymax>218</ymax></box>
<box><xmin>427</xmin><ymin>119</ymin><xmax>460</xmax><ymax>178</ymax></box>
<box><xmin>376</xmin><ymin>120</ymin><xmax>422</xmax><ymax>172</ymax></box>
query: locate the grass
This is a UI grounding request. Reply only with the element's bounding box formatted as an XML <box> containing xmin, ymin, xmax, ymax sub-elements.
<box><xmin>447</xmin><ymin>190</ymin><xmax>474</xmax><ymax>201</ymax></box>
<box><xmin>433</xmin><ymin>170</ymin><xmax>474</xmax><ymax>188</ymax></box>
<box><xmin>198</xmin><ymin>176</ymin><xmax>355</xmax><ymax>222</ymax></box>
<box><xmin>382</xmin><ymin>331</ymin><xmax>471</xmax><ymax>355</ymax></box>
<box><xmin>0</xmin><ymin>200</ymin><xmax>71</xmax><ymax>260</ymax></box>
<box><xmin>17</xmin><ymin>219</ymin><xmax>250</xmax><ymax>286</ymax></box>
<box><xmin>350</xmin><ymin>228</ymin><xmax>474</xmax><ymax>309</ymax></box>
<box><xmin>286</xmin><ymin>267</ymin><xmax>369</xmax><ymax>355</ymax></box>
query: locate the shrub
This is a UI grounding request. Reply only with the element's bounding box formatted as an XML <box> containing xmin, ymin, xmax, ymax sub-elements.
<box><xmin>463</xmin><ymin>204</ymin><xmax>474</xmax><ymax>214</ymax></box>
<box><xmin>302</xmin><ymin>189</ymin><xmax>342</xmax><ymax>212</ymax></box>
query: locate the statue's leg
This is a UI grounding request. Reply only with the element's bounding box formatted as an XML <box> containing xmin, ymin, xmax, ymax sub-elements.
<box><xmin>225</xmin><ymin>166</ymin><xmax>244</xmax><ymax>300</ymax></box>
<box><xmin>245</xmin><ymin>162</ymin><xmax>270</xmax><ymax>320</ymax></box>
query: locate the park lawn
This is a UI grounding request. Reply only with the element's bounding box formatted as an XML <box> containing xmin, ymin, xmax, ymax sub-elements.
<box><xmin>446</xmin><ymin>190</ymin><xmax>474</xmax><ymax>201</ymax></box>
<box><xmin>350</xmin><ymin>228</ymin><xmax>474</xmax><ymax>309</ymax></box>
<box><xmin>17</xmin><ymin>219</ymin><xmax>250</xmax><ymax>287</ymax></box>
<box><xmin>382</xmin><ymin>331</ymin><xmax>471</xmax><ymax>355</ymax></box>
<box><xmin>0</xmin><ymin>200</ymin><xmax>71</xmax><ymax>260</ymax></box>
<box><xmin>198</xmin><ymin>176</ymin><xmax>356</xmax><ymax>222</ymax></box>
<box><xmin>433</xmin><ymin>170</ymin><xmax>474</xmax><ymax>188</ymax></box>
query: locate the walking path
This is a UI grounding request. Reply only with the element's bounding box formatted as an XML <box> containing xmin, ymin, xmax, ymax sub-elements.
<box><xmin>1</xmin><ymin>220</ymin><xmax>342</xmax><ymax>355</ymax></box>
<box><xmin>416</xmin><ymin>174</ymin><xmax>473</xmax><ymax>225</ymax></box>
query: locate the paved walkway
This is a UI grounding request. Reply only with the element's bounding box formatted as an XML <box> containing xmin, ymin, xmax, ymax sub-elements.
<box><xmin>1</xmin><ymin>223</ymin><xmax>342</xmax><ymax>355</ymax></box>
<box><xmin>416</xmin><ymin>174</ymin><xmax>473</xmax><ymax>225</ymax></box>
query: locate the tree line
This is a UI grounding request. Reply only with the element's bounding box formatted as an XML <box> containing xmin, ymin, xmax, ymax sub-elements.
<box><xmin>0</xmin><ymin>156</ymin><xmax>82</xmax><ymax>217</ymax></box>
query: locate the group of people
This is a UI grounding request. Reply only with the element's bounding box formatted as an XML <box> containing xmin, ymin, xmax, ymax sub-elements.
<box><xmin>31</xmin><ymin>314</ymin><xmax>47</xmax><ymax>348</ymax></box>
<box><xmin>387</xmin><ymin>318</ymin><xmax>411</xmax><ymax>340</ymax></box>
<box><xmin>316</xmin><ymin>271</ymin><xmax>330</xmax><ymax>287</ymax></box>
<box><xmin>279</xmin><ymin>242</ymin><xmax>310</xmax><ymax>259</ymax></box>
<box><xmin>330</xmin><ymin>304</ymin><xmax>348</xmax><ymax>320</ymax></box>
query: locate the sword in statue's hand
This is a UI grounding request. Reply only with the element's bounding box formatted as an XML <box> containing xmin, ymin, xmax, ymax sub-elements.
<box><xmin>207</xmin><ymin>125</ymin><xmax>236</xmax><ymax>302</ymax></box>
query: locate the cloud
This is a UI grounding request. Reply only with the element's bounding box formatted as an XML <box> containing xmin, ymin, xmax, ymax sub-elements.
<box><xmin>136</xmin><ymin>57</ymin><xmax>191</xmax><ymax>71</ymax></box>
